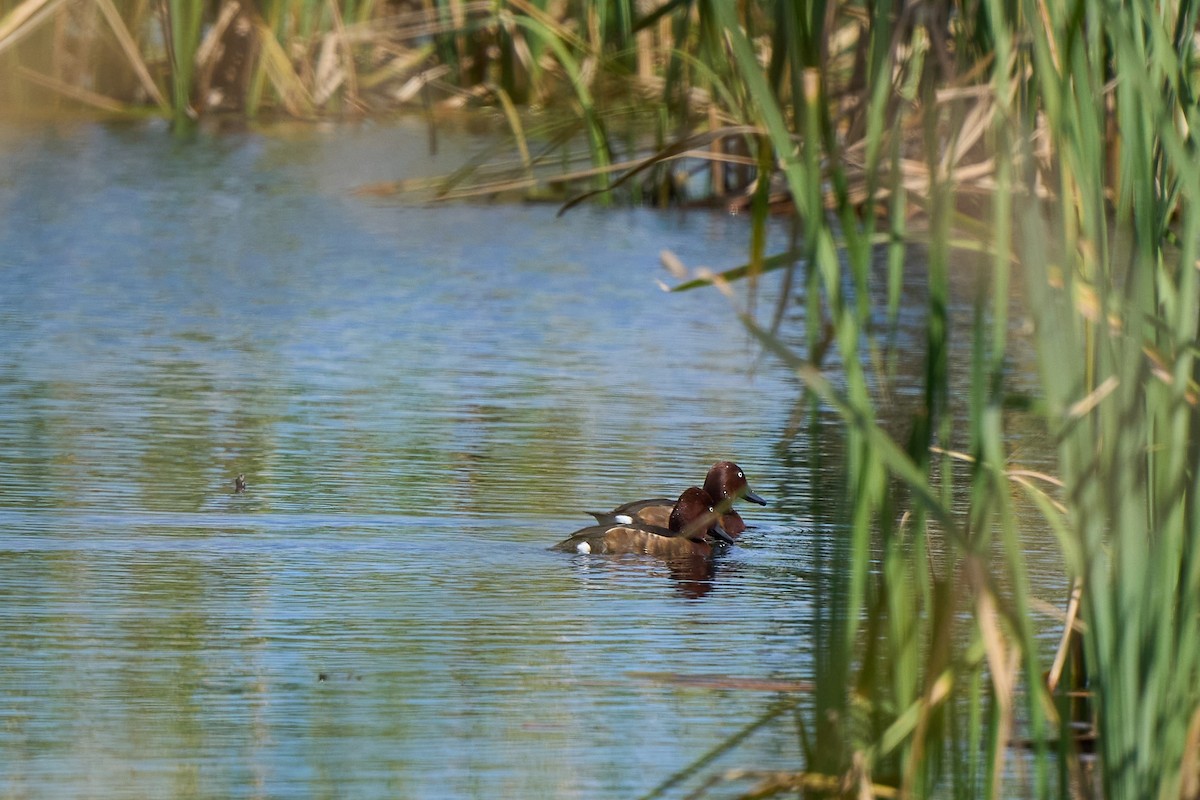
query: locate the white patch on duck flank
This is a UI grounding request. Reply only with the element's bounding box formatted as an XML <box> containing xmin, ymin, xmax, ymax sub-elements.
<box><xmin>576</xmin><ymin>541</ymin><xmax>592</xmax><ymax>555</ymax></box>
<box><xmin>614</xmin><ymin>514</ymin><xmax>634</xmax><ymax>525</ymax></box>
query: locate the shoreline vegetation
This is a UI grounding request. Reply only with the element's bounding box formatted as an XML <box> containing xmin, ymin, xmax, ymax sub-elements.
<box><xmin>6</xmin><ymin>1</ymin><xmax>1200</xmax><ymax>797</ymax></box>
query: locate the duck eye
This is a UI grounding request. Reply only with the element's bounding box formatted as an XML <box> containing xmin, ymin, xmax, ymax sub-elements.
<box><xmin>738</xmin><ymin>471</ymin><xmax>744</xmax><ymax>478</ymax></box>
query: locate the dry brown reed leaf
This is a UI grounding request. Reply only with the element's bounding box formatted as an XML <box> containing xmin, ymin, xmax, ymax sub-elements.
<box><xmin>677</xmin><ymin>149</ymin><xmax>757</xmax><ymax>168</ymax></box>
<box><xmin>1004</xmin><ymin>469</ymin><xmax>1064</xmax><ymax>489</ymax></box>
<box><xmin>326</xmin><ymin>0</ymin><xmax>358</xmax><ymax>109</ymax></box>
<box><xmin>504</xmin><ymin>22</ymin><xmax>537</xmax><ymax>96</ymax></box>
<box><xmin>938</xmin><ymin>101</ymin><xmax>993</xmax><ymax>176</ymax></box>
<box><xmin>15</xmin><ymin>65</ymin><xmax>127</xmax><ymax>112</ymax></box>
<box><xmin>970</xmin><ymin>554</ymin><xmax>1021</xmax><ymax>798</ymax></box>
<box><xmin>1008</xmin><ymin>475</ymin><xmax>1068</xmax><ymax>520</ymax></box>
<box><xmin>0</xmin><ymin>0</ymin><xmax>67</xmax><ymax>55</ymax></box>
<box><xmin>93</xmin><ymin>0</ymin><xmax>168</xmax><ymax>110</ymax></box>
<box><xmin>928</xmin><ymin>447</ymin><xmax>1064</xmax><ymax>491</ymax></box>
<box><xmin>1180</xmin><ymin>705</ymin><xmax>1200</xmax><ymax>800</ymax></box>
<box><xmin>195</xmin><ymin>0</ymin><xmax>243</xmax><ymax>106</ymax></box>
<box><xmin>358</xmin><ymin>46</ymin><xmax>434</xmax><ymax>90</ymax></box>
<box><xmin>660</xmin><ymin>250</ymin><xmax>687</xmax><ymax>279</ymax></box>
<box><xmin>933</xmin><ymin>83</ymin><xmax>994</xmax><ymax>103</ymax></box>
<box><xmin>1046</xmin><ymin>579</ymin><xmax>1083</xmax><ymax>692</ymax></box>
<box><xmin>393</xmin><ymin>64</ymin><xmax>451</xmax><ymax>104</ymax></box>
<box><xmin>1027</xmin><ymin>595</ymin><xmax>1074</xmax><ymax>624</ymax></box>
<box><xmin>851</xmin><ymin>750</ymin><xmax>875</xmax><ymax>800</ymax></box>
<box><xmin>1066</xmin><ymin>375</ymin><xmax>1118</xmax><ymax>419</ymax></box>
<box><xmin>928</xmin><ymin>445</ymin><xmax>974</xmax><ymax>464</ymax></box>
<box><xmin>1144</xmin><ymin>345</ymin><xmax>1200</xmax><ymax>406</ymax></box>
<box><xmin>313</xmin><ymin>33</ymin><xmax>345</xmax><ymax>105</ymax></box>
<box><xmin>256</xmin><ymin>21</ymin><xmax>314</xmax><ymax>116</ymax></box>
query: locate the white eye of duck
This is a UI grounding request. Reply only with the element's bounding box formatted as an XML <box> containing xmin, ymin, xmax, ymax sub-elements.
<box><xmin>738</xmin><ymin>471</ymin><xmax>744</xmax><ymax>478</ymax></box>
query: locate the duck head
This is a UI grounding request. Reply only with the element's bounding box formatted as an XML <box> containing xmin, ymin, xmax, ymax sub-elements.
<box><xmin>704</xmin><ymin>461</ymin><xmax>767</xmax><ymax>509</ymax></box>
<box><xmin>669</xmin><ymin>486</ymin><xmax>734</xmax><ymax>545</ymax></box>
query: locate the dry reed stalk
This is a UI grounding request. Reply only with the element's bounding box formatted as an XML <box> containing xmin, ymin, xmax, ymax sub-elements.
<box><xmin>0</xmin><ymin>0</ymin><xmax>69</xmax><ymax>56</ymax></box>
<box><xmin>255</xmin><ymin>20</ymin><xmax>314</xmax><ymax>116</ymax></box>
<box><xmin>194</xmin><ymin>0</ymin><xmax>243</xmax><ymax>109</ymax></box>
<box><xmin>635</xmin><ymin>14</ymin><xmax>653</xmax><ymax>81</ymax></box>
<box><xmin>312</xmin><ymin>32</ymin><xmax>344</xmax><ymax>105</ymax></box>
<box><xmin>93</xmin><ymin>0</ymin><xmax>168</xmax><ymax>110</ymax></box>
<box><xmin>971</xmin><ymin>556</ymin><xmax>1021</xmax><ymax>800</ymax></box>
<box><xmin>1046</xmin><ymin>579</ymin><xmax>1084</xmax><ymax>692</ymax></box>
<box><xmin>325</xmin><ymin>0</ymin><xmax>358</xmax><ymax>110</ymax></box>
<box><xmin>357</xmin><ymin>45</ymin><xmax>433</xmax><ymax>90</ymax></box>
<box><xmin>1181</xmin><ymin>707</ymin><xmax>1200</xmax><ymax>800</ymax></box>
<box><xmin>16</xmin><ymin>64</ymin><xmax>128</xmax><ymax>111</ymax></box>
<box><xmin>392</xmin><ymin>63</ymin><xmax>450</xmax><ymax>104</ymax></box>
<box><xmin>708</xmin><ymin>104</ymin><xmax>724</xmax><ymax>199</ymax></box>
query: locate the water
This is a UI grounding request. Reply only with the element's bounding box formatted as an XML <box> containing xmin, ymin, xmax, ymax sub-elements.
<box><xmin>0</xmin><ymin>119</ymin><xmax>1059</xmax><ymax>798</ymax></box>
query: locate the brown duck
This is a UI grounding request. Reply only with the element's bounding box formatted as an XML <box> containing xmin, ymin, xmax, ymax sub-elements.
<box><xmin>553</xmin><ymin>487</ymin><xmax>734</xmax><ymax>557</ymax></box>
<box><xmin>586</xmin><ymin>461</ymin><xmax>766</xmax><ymax>537</ymax></box>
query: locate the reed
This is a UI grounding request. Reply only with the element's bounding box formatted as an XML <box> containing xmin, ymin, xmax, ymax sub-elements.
<box><xmin>654</xmin><ymin>1</ymin><xmax>1200</xmax><ymax>798</ymax></box>
<box><xmin>0</xmin><ymin>0</ymin><xmax>654</xmax><ymax>136</ymax></box>
<box><xmin>1010</xmin><ymin>5</ymin><xmax>1200</xmax><ymax>796</ymax></box>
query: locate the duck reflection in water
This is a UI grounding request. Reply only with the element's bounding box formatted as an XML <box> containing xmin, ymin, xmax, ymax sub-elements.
<box><xmin>664</xmin><ymin>553</ymin><xmax>719</xmax><ymax>599</ymax></box>
<box><xmin>587</xmin><ymin>461</ymin><xmax>767</xmax><ymax>538</ymax></box>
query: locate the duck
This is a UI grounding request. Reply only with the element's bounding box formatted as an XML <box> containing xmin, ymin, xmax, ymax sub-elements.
<box><xmin>586</xmin><ymin>461</ymin><xmax>767</xmax><ymax>537</ymax></box>
<box><xmin>552</xmin><ymin>487</ymin><xmax>734</xmax><ymax>557</ymax></box>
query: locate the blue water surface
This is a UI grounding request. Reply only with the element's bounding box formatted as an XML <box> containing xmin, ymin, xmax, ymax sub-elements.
<box><xmin>0</xmin><ymin>118</ymin><xmax>844</xmax><ymax>800</ymax></box>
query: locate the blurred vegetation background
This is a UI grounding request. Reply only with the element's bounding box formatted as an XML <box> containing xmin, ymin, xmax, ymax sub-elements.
<box><xmin>5</xmin><ymin>0</ymin><xmax>1200</xmax><ymax>797</ymax></box>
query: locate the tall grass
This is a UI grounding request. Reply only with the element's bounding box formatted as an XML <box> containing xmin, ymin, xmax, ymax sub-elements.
<box><xmin>1012</xmin><ymin>5</ymin><xmax>1200</xmax><ymax>796</ymax></box>
<box><xmin>0</xmin><ymin>0</ymin><xmax>653</xmax><ymax>138</ymax></box>
<box><xmin>655</xmin><ymin>1</ymin><xmax>1200</xmax><ymax>797</ymax></box>
<box><xmin>0</xmin><ymin>0</ymin><xmax>432</xmax><ymax>119</ymax></box>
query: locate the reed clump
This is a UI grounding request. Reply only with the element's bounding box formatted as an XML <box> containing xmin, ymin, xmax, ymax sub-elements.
<box><xmin>0</xmin><ymin>0</ymin><xmax>675</xmax><ymax>131</ymax></box>
<box><xmin>644</xmin><ymin>3</ymin><xmax>1200</xmax><ymax>800</ymax></box>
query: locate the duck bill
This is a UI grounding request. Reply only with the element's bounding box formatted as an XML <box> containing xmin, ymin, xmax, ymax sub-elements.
<box><xmin>710</xmin><ymin>522</ymin><xmax>735</xmax><ymax>545</ymax></box>
<box><xmin>742</xmin><ymin>488</ymin><xmax>768</xmax><ymax>506</ymax></box>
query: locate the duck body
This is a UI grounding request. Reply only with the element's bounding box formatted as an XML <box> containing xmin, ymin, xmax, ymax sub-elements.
<box><xmin>552</xmin><ymin>522</ymin><xmax>712</xmax><ymax>558</ymax></box>
<box><xmin>554</xmin><ymin>487</ymin><xmax>732</xmax><ymax>557</ymax></box>
<box><xmin>587</xmin><ymin>461</ymin><xmax>766</xmax><ymax>539</ymax></box>
<box><xmin>588</xmin><ymin>501</ymin><xmax>751</xmax><ymax>537</ymax></box>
